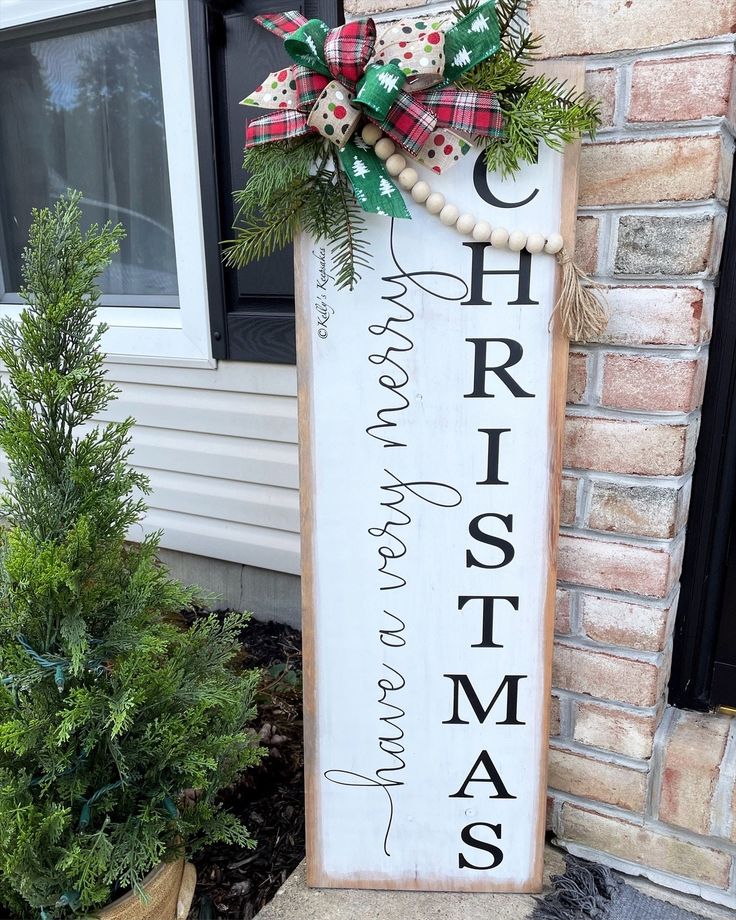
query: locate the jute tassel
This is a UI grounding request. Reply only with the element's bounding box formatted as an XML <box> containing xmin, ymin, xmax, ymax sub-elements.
<box><xmin>553</xmin><ymin>247</ymin><xmax>608</xmax><ymax>342</ymax></box>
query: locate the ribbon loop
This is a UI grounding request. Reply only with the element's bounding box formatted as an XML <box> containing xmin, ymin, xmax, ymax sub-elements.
<box><xmin>370</xmin><ymin>17</ymin><xmax>447</xmax><ymax>90</ymax></box>
<box><xmin>414</xmin><ymin>87</ymin><xmax>504</xmax><ymax>138</ymax></box>
<box><xmin>254</xmin><ymin>10</ymin><xmax>308</xmax><ymax>38</ymax></box>
<box><xmin>324</xmin><ymin>19</ymin><xmax>376</xmax><ymax>88</ymax></box>
<box><xmin>245</xmin><ymin>110</ymin><xmax>312</xmax><ymax>146</ymax></box>
<box><xmin>355</xmin><ymin>63</ymin><xmax>406</xmax><ymax>122</ymax></box>
<box><xmin>370</xmin><ymin>91</ymin><xmax>437</xmax><ymax>156</ymax></box>
<box><xmin>284</xmin><ymin>19</ymin><xmax>331</xmax><ymax>76</ymax></box>
<box><xmin>240</xmin><ymin>65</ymin><xmax>300</xmax><ymax>110</ymax></box>
<box><xmin>307</xmin><ymin>80</ymin><xmax>362</xmax><ymax>147</ymax></box>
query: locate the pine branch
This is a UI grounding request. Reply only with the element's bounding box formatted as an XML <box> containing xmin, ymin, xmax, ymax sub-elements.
<box><xmin>300</xmin><ymin>151</ymin><xmax>372</xmax><ymax>290</ymax></box>
<box><xmin>453</xmin><ymin>0</ymin><xmax>601</xmax><ymax>178</ymax></box>
<box><xmin>225</xmin><ymin>137</ymin><xmax>373</xmax><ymax>289</ymax></box>
<box><xmin>328</xmin><ymin>162</ymin><xmax>371</xmax><ymax>291</ymax></box>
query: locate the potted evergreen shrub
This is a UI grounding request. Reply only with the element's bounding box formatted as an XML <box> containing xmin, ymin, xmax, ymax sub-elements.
<box><xmin>0</xmin><ymin>193</ymin><xmax>265</xmax><ymax>919</ymax></box>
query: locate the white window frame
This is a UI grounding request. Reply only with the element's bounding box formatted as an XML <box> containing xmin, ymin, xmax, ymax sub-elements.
<box><xmin>0</xmin><ymin>0</ymin><xmax>214</xmax><ymax>367</ymax></box>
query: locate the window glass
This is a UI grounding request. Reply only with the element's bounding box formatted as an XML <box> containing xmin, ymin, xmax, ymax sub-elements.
<box><xmin>0</xmin><ymin>9</ymin><xmax>177</xmax><ymax>299</ymax></box>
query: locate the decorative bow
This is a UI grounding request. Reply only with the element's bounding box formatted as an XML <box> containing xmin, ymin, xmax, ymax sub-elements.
<box><xmin>241</xmin><ymin>4</ymin><xmax>504</xmax><ymax>217</ymax></box>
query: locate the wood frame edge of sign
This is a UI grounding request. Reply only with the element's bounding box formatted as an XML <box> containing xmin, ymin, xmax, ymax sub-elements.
<box><xmin>293</xmin><ymin>248</ymin><xmax>322</xmax><ymax>889</ymax></box>
<box><xmin>296</xmin><ymin>58</ymin><xmax>585</xmax><ymax>892</ymax></box>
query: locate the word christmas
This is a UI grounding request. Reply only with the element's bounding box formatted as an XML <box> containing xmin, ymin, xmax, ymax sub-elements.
<box><xmin>300</xmin><ymin>141</ymin><xmax>568</xmax><ymax>891</ymax></box>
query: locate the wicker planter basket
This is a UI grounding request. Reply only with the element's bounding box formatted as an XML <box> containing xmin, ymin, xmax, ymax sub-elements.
<box><xmin>97</xmin><ymin>859</ymin><xmax>196</xmax><ymax>920</ymax></box>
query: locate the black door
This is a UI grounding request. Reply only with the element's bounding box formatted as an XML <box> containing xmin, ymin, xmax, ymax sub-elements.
<box><xmin>190</xmin><ymin>0</ymin><xmax>341</xmax><ymax>363</ymax></box>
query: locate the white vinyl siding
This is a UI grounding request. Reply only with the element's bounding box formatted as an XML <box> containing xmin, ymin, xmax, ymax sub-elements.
<box><xmin>104</xmin><ymin>361</ymin><xmax>300</xmax><ymax>575</ymax></box>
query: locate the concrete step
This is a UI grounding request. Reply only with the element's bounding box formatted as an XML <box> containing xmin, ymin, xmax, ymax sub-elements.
<box><xmin>255</xmin><ymin>846</ymin><xmax>734</xmax><ymax>920</ymax></box>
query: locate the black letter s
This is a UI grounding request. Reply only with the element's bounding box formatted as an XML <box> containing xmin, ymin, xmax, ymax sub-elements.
<box><xmin>458</xmin><ymin>822</ymin><xmax>504</xmax><ymax>870</ymax></box>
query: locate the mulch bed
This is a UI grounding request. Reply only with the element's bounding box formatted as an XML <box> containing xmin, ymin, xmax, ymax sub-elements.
<box><xmin>187</xmin><ymin>617</ymin><xmax>305</xmax><ymax>920</ymax></box>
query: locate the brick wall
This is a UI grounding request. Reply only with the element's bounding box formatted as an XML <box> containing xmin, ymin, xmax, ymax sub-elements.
<box><xmin>345</xmin><ymin>0</ymin><xmax>736</xmax><ymax>906</ymax></box>
<box><xmin>524</xmin><ymin>0</ymin><xmax>736</xmax><ymax>907</ymax></box>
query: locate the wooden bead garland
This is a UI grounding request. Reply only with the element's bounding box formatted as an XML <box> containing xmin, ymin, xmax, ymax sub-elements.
<box><xmin>398</xmin><ymin>168</ymin><xmax>418</xmax><ymax>190</ymax></box>
<box><xmin>386</xmin><ymin>153</ymin><xmax>407</xmax><ymax>177</ymax></box>
<box><xmin>439</xmin><ymin>204</ymin><xmax>460</xmax><ymax>227</ymax></box>
<box><xmin>411</xmin><ymin>180</ymin><xmax>431</xmax><ymax>203</ymax></box>
<box><xmin>425</xmin><ymin>193</ymin><xmax>445</xmax><ymax>215</ymax></box>
<box><xmin>472</xmin><ymin>220</ymin><xmax>492</xmax><ymax>242</ymax></box>
<box><xmin>360</xmin><ymin>127</ymin><xmax>608</xmax><ymax>341</ymax></box>
<box><xmin>362</xmin><ymin>126</ymin><xmax>577</xmax><ymax>261</ymax></box>
<box><xmin>456</xmin><ymin>213</ymin><xmax>475</xmax><ymax>235</ymax></box>
<box><xmin>373</xmin><ymin>137</ymin><xmax>395</xmax><ymax>160</ymax></box>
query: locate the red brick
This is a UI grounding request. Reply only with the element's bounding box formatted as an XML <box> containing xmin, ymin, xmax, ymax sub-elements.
<box><xmin>584</xmin><ymin>69</ymin><xmax>616</xmax><ymax>129</ymax></box>
<box><xmin>528</xmin><ymin>0</ymin><xmax>736</xmax><ymax>58</ymax></box>
<box><xmin>587</xmin><ymin>480</ymin><xmax>684</xmax><ymax>539</ymax></box>
<box><xmin>574</xmin><ymin>700</ymin><xmax>660</xmax><ymax>760</ymax></box>
<box><xmin>574</xmin><ymin>216</ymin><xmax>599</xmax><ymax>278</ymax></box>
<box><xmin>550</xmin><ymin>696</ymin><xmax>561</xmax><ymax>736</ymax></box>
<box><xmin>548</xmin><ymin>746</ymin><xmax>647</xmax><ymax>811</ymax></box>
<box><xmin>601</xmin><ymin>354</ymin><xmax>706</xmax><ymax>412</ymax></box>
<box><xmin>564</xmin><ymin>416</ymin><xmax>697</xmax><ymax>476</ymax></box>
<box><xmin>580</xmin><ymin>592</ymin><xmax>674</xmax><ymax>652</ymax></box>
<box><xmin>559</xmin><ymin>803</ymin><xmax>732</xmax><ymax>888</ymax></box>
<box><xmin>659</xmin><ymin>710</ymin><xmax>731</xmax><ymax>836</ymax></box>
<box><xmin>580</xmin><ymin>136</ymin><xmax>726</xmax><ymax>207</ymax></box>
<box><xmin>588</xmin><ymin>286</ymin><xmax>712</xmax><ymax>347</ymax></box>
<box><xmin>546</xmin><ymin>795</ymin><xmax>556</xmax><ymax>832</ymax></box>
<box><xmin>558</xmin><ymin>533</ymin><xmax>681</xmax><ymax>598</ymax></box>
<box><xmin>630</xmin><ymin>55</ymin><xmax>735</xmax><ymax>123</ymax></box>
<box><xmin>553</xmin><ymin>642</ymin><xmax>664</xmax><ymax>707</ymax></box>
<box><xmin>560</xmin><ymin>477</ymin><xmax>579</xmax><ymax>526</ymax></box>
<box><xmin>566</xmin><ymin>352</ymin><xmax>588</xmax><ymax>404</ymax></box>
<box><xmin>555</xmin><ymin>589</ymin><xmax>572</xmax><ymax>635</ymax></box>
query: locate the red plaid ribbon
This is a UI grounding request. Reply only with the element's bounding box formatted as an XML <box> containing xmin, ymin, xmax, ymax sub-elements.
<box><xmin>294</xmin><ymin>64</ymin><xmax>329</xmax><ymax>112</ymax></box>
<box><xmin>246</xmin><ymin>110</ymin><xmax>311</xmax><ymax>146</ymax></box>
<box><xmin>371</xmin><ymin>92</ymin><xmax>436</xmax><ymax>156</ymax></box>
<box><xmin>323</xmin><ymin>20</ymin><xmax>374</xmax><ymax>90</ymax></box>
<box><xmin>415</xmin><ymin>88</ymin><xmax>504</xmax><ymax>138</ymax></box>
<box><xmin>254</xmin><ymin>10</ymin><xmax>307</xmax><ymax>38</ymax></box>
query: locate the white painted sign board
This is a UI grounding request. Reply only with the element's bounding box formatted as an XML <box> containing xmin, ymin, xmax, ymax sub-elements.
<box><xmin>297</xmin><ymin>63</ymin><xmax>581</xmax><ymax>893</ymax></box>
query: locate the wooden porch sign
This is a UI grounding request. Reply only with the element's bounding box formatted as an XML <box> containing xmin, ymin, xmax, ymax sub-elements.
<box><xmin>296</xmin><ymin>64</ymin><xmax>580</xmax><ymax>893</ymax></box>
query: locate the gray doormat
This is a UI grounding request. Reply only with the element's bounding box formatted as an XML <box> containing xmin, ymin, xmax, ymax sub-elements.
<box><xmin>532</xmin><ymin>857</ymin><xmax>702</xmax><ymax>920</ymax></box>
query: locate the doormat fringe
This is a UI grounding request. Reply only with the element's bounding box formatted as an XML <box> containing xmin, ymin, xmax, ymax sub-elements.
<box><xmin>532</xmin><ymin>856</ymin><xmax>704</xmax><ymax>920</ymax></box>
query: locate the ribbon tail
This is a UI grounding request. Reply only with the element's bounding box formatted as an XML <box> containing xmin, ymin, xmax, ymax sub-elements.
<box><xmin>338</xmin><ymin>140</ymin><xmax>410</xmax><ymax>219</ymax></box>
<box><xmin>245</xmin><ymin>111</ymin><xmax>312</xmax><ymax>146</ymax></box>
<box><xmin>254</xmin><ymin>10</ymin><xmax>309</xmax><ymax>39</ymax></box>
<box><xmin>413</xmin><ymin>88</ymin><xmax>504</xmax><ymax>139</ymax></box>
<box><xmin>443</xmin><ymin>0</ymin><xmax>501</xmax><ymax>83</ymax></box>
<box><xmin>241</xmin><ymin>66</ymin><xmax>300</xmax><ymax>109</ymax></box>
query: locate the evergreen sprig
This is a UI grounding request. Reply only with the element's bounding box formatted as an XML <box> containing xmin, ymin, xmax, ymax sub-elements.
<box><xmin>223</xmin><ymin>137</ymin><xmax>371</xmax><ymax>290</ymax></box>
<box><xmin>455</xmin><ymin>0</ymin><xmax>601</xmax><ymax>177</ymax></box>
<box><xmin>0</xmin><ymin>192</ymin><xmax>265</xmax><ymax>919</ymax></box>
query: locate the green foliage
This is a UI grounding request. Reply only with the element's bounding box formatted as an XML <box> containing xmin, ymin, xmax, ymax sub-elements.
<box><xmin>455</xmin><ymin>0</ymin><xmax>601</xmax><ymax>177</ymax></box>
<box><xmin>223</xmin><ymin>137</ymin><xmax>371</xmax><ymax>291</ymax></box>
<box><xmin>0</xmin><ymin>192</ymin><xmax>265</xmax><ymax>918</ymax></box>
